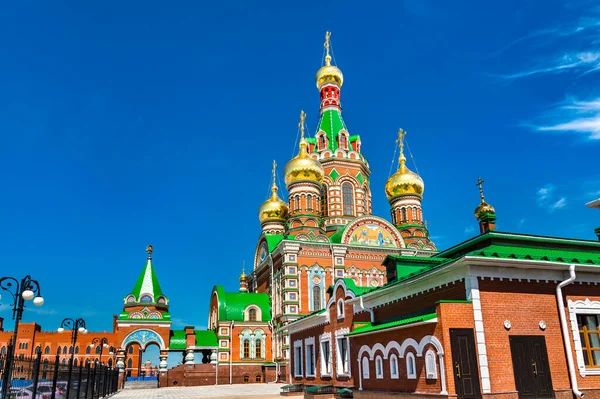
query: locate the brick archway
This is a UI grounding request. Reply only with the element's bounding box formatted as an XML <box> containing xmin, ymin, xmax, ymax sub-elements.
<box><xmin>121</xmin><ymin>328</ymin><xmax>167</xmax><ymax>350</ymax></box>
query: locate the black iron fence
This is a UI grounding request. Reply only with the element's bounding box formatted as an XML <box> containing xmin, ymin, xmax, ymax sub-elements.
<box><xmin>0</xmin><ymin>347</ymin><xmax>119</xmax><ymax>399</ymax></box>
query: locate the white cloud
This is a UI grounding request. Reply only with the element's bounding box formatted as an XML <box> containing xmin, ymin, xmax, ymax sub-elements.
<box><xmin>532</xmin><ymin>96</ymin><xmax>600</xmax><ymax>140</ymax></box>
<box><xmin>552</xmin><ymin>197</ymin><xmax>568</xmax><ymax>209</ymax></box>
<box><xmin>537</xmin><ymin>184</ymin><xmax>555</xmax><ymax>203</ymax></box>
<box><xmin>464</xmin><ymin>226</ymin><xmax>476</xmax><ymax>235</ymax></box>
<box><xmin>518</xmin><ymin>218</ymin><xmax>526</xmax><ymax>228</ymax></box>
<box><xmin>537</xmin><ymin>184</ymin><xmax>568</xmax><ymax>211</ymax></box>
<box><xmin>498</xmin><ymin>51</ymin><xmax>600</xmax><ymax>79</ymax></box>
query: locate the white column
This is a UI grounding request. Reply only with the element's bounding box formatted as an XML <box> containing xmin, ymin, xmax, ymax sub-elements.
<box><xmin>438</xmin><ymin>353</ymin><xmax>447</xmax><ymax>395</ymax></box>
<box><xmin>357</xmin><ymin>357</ymin><xmax>363</xmax><ymax>390</ymax></box>
<box><xmin>466</xmin><ymin>275</ymin><xmax>490</xmax><ymax>393</ymax></box>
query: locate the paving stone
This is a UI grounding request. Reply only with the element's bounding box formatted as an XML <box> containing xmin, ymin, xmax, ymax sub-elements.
<box><xmin>111</xmin><ymin>383</ymin><xmax>285</xmax><ymax>398</ymax></box>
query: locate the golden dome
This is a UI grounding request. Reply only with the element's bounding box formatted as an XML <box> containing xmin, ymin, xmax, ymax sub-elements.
<box><xmin>385</xmin><ymin>129</ymin><xmax>424</xmax><ymax>200</ymax></box>
<box><xmin>315</xmin><ymin>32</ymin><xmax>343</xmax><ymax>89</ymax></box>
<box><xmin>284</xmin><ymin>111</ymin><xmax>324</xmax><ymax>185</ymax></box>
<box><xmin>474</xmin><ymin>201</ymin><xmax>495</xmax><ymax>218</ymax></box>
<box><xmin>258</xmin><ymin>184</ymin><xmax>289</xmax><ymax>223</ymax></box>
<box><xmin>239</xmin><ymin>269</ymin><xmax>248</xmax><ymax>282</ymax></box>
<box><xmin>316</xmin><ymin>58</ymin><xmax>344</xmax><ymax>89</ymax></box>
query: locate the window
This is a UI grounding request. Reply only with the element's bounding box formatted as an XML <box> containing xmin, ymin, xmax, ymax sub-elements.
<box><xmin>75</xmin><ymin>346</ymin><xmax>79</xmax><ymax>354</ymax></box>
<box><xmin>578</xmin><ymin>314</ymin><xmax>600</xmax><ymax>366</ymax></box>
<box><xmin>69</xmin><ymin>346</ymin><xmax>73</xmax><ymax>354</ymax></box>
<box><xmin>401</xmin><ymin>207</ymin><xmax>407</xmax><ymax>222</ymax></box>
<box><xmin>0</xmin><ymin>346</ymin><xmax>5</xmax><ymax>355</ymax></box>
<box><xmin>425</xmin><ymin>349</ymin><xmax>437</xmax><ymax>379</ymax></box>
<box><xmin>319</xmin><ymin>135</ymin><xmax>326</xmax><ymax>150</ymax></box>
<box><xmin>256</xmin><ymin>375</ymin><xmax>262</xmax><ymax>382</ymax></box>
<box><xmin>305</xmin><ymin>342</ymin><xmax>316</xmax><ymax>377</ymax></box>
<box><xmin>95</xmin><ymin>346</ymin><xmax>101</xmax><ymax>355</ymax></box>
<box><xmin>375</xmin><ymin>355</ymin><xmax>383</xmax><ymax>379</ymax></box>
<box><xmin>255</xmin><ymin>339</ymin><xmax>262</xmax><ymax>359</ymax></box>
<box><xmin>86</xmin><ymin>346</ymin><xmax>91</xmax><ymax>355</ymax></box>
<box><xmin>406</xmin><ymin>352</ymin><xmax>417</xmax><ymax>379</ymax></box>
<box><xmin>127</xmin><ymin>359</ymin><xmax>132</xmax><ymax>369</ymax></box>
<box><xmin>128</xmin><ymin>346</ymin><xmax>134</xmax><ymax>354</ymax></box>
<box><xmin>248</xmin><ymin>308</ymin><xmax>257</xmax><ymax>321</ymax></box>
<box><xmin>243</xmin><ymin>340</ymin><xmax>250</xmax><ymax>359</ymax></box>
<box><xmin>57</xmin><ymin>347</ymin><xmax>62</xmax><ymax>355</ymax></box>
<box><xmin>336</xmin><ymin>338</ymin><xmax>349</xmax><ymax>375</ymax></box>
<box><xmin>321</xmin><ymin>186</ymin><xmax>328</xmax><ymax>215</ymax></box>
<box><xmin>339</xmin><ymin>133</ymin><xmax>347</xmax><ymax>149</ymax></box>
<box><xmin>342</xmin><ymin>182</ymin><xmax>354</xmax><ymax>216</ymax></box>
<box><xmin>312</xmin><ymin>286</ymin><xmax>322</xmax><ymax>312</ymax></box>
<box><xmin>243</xmin><ymin>375</ymin><xmax>249</xmax><ymax>383</ymax></box>
<box><xmin>320</xmin><ymin>340</ymin><xmax>331</xmax><ymax>376</ymax></box>
<box><xmin>294</xmin><ymin>343</ymin><xmax>303</xmax><ymax>377</ymax></box>
<box><xmin>337</xmin><ymin>299</ymin><xmax>344</xmax><ymax>319</ymax></box>
<box><xmin>362</xmin><ymin>357</ymin><xmax>370</xmax><ymax>379</ymax></box>
<box><xmin>390</xmin><ymin>354</ymin><xmax>399</xmax><ymax>379</ymax></box>
<box><xmin>63</xmin><ymin>346</ymin><xmax>67</xmax><ymax>354</ymax></box>
<box><xmin>44</xmin><ymin>346</ymin><xmax>50</xmax><ymax>355</ymax></box>
<box><xmin>307</xmin><ymin>194</ymin><xmax>313</xmax><ymax>211</ymax></box>
<box><xmin>140</xmin><ymin>295</ymin><xmax>152</xmax><ymax>302</ymax></box>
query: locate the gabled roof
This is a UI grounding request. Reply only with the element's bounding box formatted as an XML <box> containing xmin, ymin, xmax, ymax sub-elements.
<box><xmin>316</xmin><ymin>109</ymin><xmax>348</xmax><ymax>152</ymax></box>
<box><xmin>213</xmin><ymin>286</ymin><xmax>271</xmax><ymax>322</ymax></box>
<box><xmin>127</xmin><ymin>257</ymin><xmax>166</xmax><ymax>302</ymax></box>
<box><xmin>265</xmin><ymin>234</ymin><xmax>284</xmax><ymax>252</ymax></box>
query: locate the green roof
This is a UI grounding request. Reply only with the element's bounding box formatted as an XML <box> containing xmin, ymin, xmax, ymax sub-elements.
<box><xmin>348</xmin><ymin>312</ymin><xmax>437</xmax><ymax>336</ymax></box>
<box><xmin>329</xmin><ymin>225</ymin><xmax>347</xmax><ymax>244</ymax></box>
<box><xmin>169</xmin><ymin>330</ymin><xmax>217</xmax><ymax>349</ymax></box>
<box><xmin>316</xmin><ymin>109</ymin><xmax>347</xmax><ymax>152</ymax></box>
<box><xmin>265</xmin><ymin>234</ymin><xmax>284</xmax><ymax>252</ymax></box>
<box><xmin>118</xmin><ymin>311</ymin><xmax>171</xmax><ymax>321</ymax></box>
<box><xmin>213</xmin><ymin>286</ymin><xmax>272</xmax><ymax>322</ymax></box>
<box><xmin>128</xmin><ymin>257</ymin><xmax>166</xmax><ymax>303</ymax></box>
<box><xmin>466</xmin><ymin>244</ymin><xmax>600</xmax><ymax>265</ymax></box>
<box><xmin>341</xmin><ymin>278</ymin><xmax>372</xmax><ymax>296</ymax></box>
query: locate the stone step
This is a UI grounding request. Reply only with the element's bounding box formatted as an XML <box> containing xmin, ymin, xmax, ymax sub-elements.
<box><xmin>123</xmin><ymin>380</ymin><xmax>159</xmax><ymax>389</ymax></box>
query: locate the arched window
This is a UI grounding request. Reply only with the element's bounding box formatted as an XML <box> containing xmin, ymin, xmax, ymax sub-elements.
<box><xmin>0</xmin><ymin>346</ymin><xmax>6</xmax><ymax>355</ymax></box>
<box><xmin>255</xmin><ymin>339</ymin><xmax>262</xmax><ymax>359</ymax></box>
<box><xmin>74</xmin><ymin>358</ymin><xmax>78</xmax><ymax>367</ymax></box>
<box><xmin>307</xmin><ymin>194</ymin><xmax>312</xmax><ymax>211</ymax></box>
<box><xmin>95</xmin><ymin>346</ymin><xmax>101</xmax><ymax>355</ymax></box>
<box><xmin>62</xmin><ymin>358</ymin><xmax>66</xmax><ymax>365</ymax></box>
<box><xmin>63</xmin><ymin>346</ymin><xmax>67</xmax><ymax>354</ymax></box>
<box><xmin>109</xmin><ymin>346</ymin><xmax>114</xmax><ymax>354</ymax></box>
<box><xmin>140</xmin><ymin>295</ymin><xmax>152</xmax><ymax>302</ymax></box>
<box><xmin>75</xmin><ymin>346</ymin><xmax>79</xmax><ymax>354</ymax></box>
<box><xmin>127</xmin><ymin>358</ymin><xmax>132</xmax><ymax>369</ymax></box>
<box><xmin>85</xmin><ymin>358</ymin><xmax>91</xmax><ymax>366</ymax></box>
<box><xmin>337</xmin><ymin>300</ymin><xmax>344</xmax><ymax>319</ymax></box>
<box><xmin>255</xmin><ymin>375</ymin><xmax>262</xmax><ymax>382</ymax></box>
<box><xmin>86</xmin><ymin>346</ymin><xmax>91</xmax><ymax>355</ymax></box>
<box><xmin>44</xmin><ymin>346</ymin><xmax>50</xmax><ymax>355</ymax></box>
<box><xmin>319</xmin><ymin>135</ymin><xmax>326</xmax><ymax>150</ymax></box>
<box><xmin>375</xmin><ymin>355</ymin><xmax>383</xmax><ymax>378</ymax></box>
<box><xmin>406</xmin><ymin>352</ymin><xmax>417</xmax><ymax>379</ymax></box>
<box><xmin>243</xmin><ymin>375</ymin><xmax>250</xmax><ymax>383</ymax></box>
<box><xmin>243</xmin><ymin>340</ymin><xmax>250</xmax><ymax>359</ymax></box>
<box><xmin>339</xmin><ymin>133</ymin><xmax>347</xmax><ymax>149</ymax></box>
<box><xmin>57</xmin><ymin>347</ymin><xmax>62</xmax><ymax>355</ymax></box>
<box><xmin>401</xmin><ymin>207</ymin><xmax>407</xmax><ymax>222</ymax></box>
<box><xmin>35</xmin><ymin>345</ymin><xmax>41</xmax><ymax>354</ymax></box>
<box><xmin>69</xmin><ymin>346</ymin><xmax>73</xmax><ymax>354</ymax></box>
<box><xmin>390</xmin><ymin>354</ymin><xmax>399</xmax><ymax>379</ymax></box>
<box><xmin>248</xmin><ymin>308</ymin><xmax>257</xmax><ymax>321</ymax></box>
<box><xmin>128</xmin><ymin>346</ymin><xmax>134</xmax><ymax>354</ymax></box>
<box><xmin>342</xmin><ymin>182</ymin><xmax>354</xmax><ymax>216</ymax></box>
<box><xmin>425</xmin><ymin>349</ymin><xmax>437</xmax><ymax>379</ymax></box>
<box><xmin>312</xmin><ymin>286</ymin><xmax>322</xmax><ymax>311</ymax></box>
<box><xmin>362</xmin><ymin>357</ymin><xmax>370</xmax><ymax>379</ymax></box>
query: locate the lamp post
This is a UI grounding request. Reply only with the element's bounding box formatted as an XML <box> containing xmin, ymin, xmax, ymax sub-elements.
<box><xmin>58</xmin><ymin>318</ymin><xmax>87</xmax><ymax>399</ymax></box>
<box><xmin>0</xmin><ymin>275</ymin><xmax>44</xmax><ymax>399</ymax></box>
<box><xmin>89</xmin><ymin>337</ymin><xmax>110</xmax><ymax>365</ymax></box>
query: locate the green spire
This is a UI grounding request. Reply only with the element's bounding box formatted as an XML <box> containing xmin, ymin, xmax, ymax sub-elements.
<box><xmin>128</xmin><ymin>245</ymin><xmax>165</xmax><ymax>303</ymax></box>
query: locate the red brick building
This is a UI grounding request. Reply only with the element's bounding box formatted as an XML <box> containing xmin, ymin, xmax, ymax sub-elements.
<box><xmin>286</xmin><ymin>223</ymin><xmax>600</xmax><ymax>398</ymax></box>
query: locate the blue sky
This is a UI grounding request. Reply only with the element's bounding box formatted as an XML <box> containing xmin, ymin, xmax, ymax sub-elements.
<box><xmin>0</xmin><ymin>0</ymin><xmax>599</xmax><ymax>354</ymax></box>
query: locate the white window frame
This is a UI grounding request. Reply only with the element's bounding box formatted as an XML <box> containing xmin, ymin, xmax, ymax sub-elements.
<box><xmin>390</xmin><ymin>354</ymin><xmax>399</xmax><ymax>379</ymax></box>
<box><xmin>406</xmin><ymin>352</ymin><xmax>417</xmax><ymax>379</ymax></box>
<box><xmin>425</xmin><ymin>349</ymin><xmax>437</xmax><ymax>379</ymax></box>
<box><xmin>568</xmin><ymin>299</ymin><xmax>600</xmax><ymax>376</ymax></box>
<box><xmin>362</xmin><ymin>356</ymin><xmax>370</xmax><ymax>379</ymax></box>
<box><xmin>335</xmin><ymin>336</ymin><xmax>350</xmax><ymax>376</ymax></box>
<box><xmin>375</xmin><ymin>355</ymin><xmax>383</xmax><ymax>379</ymax></box>
<box><xmin>304</xmin><ymin>337</ymin><xmax>316</xmax><ymax>377</ymax></box>
<box><xmin>337</xmin><ymin>299</ymin><xmax>345</xmax><ymax>319</ymax></box>
<box><xmin>319</xmin><ymin>333</ymin><xmax>332</xmax><ymax>377</ymax></box>
<box><xmin>293</xmin><ymin>340</ymin><xmax>303</xmax><ymax>377</ymax></box>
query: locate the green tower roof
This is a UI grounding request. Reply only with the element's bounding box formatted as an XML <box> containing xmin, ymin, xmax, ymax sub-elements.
<box><xmin>127</xmin><ymin>256</ymin><xmax>166</xmax><ymax>302</ymax></box>
<box><xmin>213</xmin><ymin>286</ymin><xmax>271</xmax><ymax>322</ymax></box>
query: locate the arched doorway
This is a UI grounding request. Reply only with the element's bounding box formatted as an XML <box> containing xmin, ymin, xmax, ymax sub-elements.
<box><xmin>121</xmin><ymin>329</ymin><xmax>168</xmax><ymax>379</ymax></box>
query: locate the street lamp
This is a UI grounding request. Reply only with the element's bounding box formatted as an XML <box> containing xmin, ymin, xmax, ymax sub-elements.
<box><xmin>0</xmin><ymin>275</ymin><xmax>43</xmax><ymax>399</ymax></box>
<box><xmin>89</xmin><ymin>337</ymin><xmax>110</xmax><ymax>364</ymax></box>
<box><xmin>58</xmin><ymin>318</ymin><xmax>87</xmax><ymax>399</ymax></box>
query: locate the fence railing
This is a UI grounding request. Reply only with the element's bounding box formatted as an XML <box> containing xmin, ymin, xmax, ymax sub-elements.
<box><xmin>0</xmin><ymin>346</ymin><xmax>119</xmax><ymax>399</ymax></box>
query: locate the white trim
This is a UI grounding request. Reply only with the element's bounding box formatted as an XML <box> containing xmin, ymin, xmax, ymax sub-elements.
<box><xmin>362</xmin><ymin>356</ymin><xmax>370</xmax><ymax>379</ymax></box>
<box><xmin>337</xmin><ymin>298</ymin><xmax>345</xmax><ymax>319</ymax></box>
<box><xmin>319</xmin><ymin>336</ymin><xmax>332</xmax><ymax>377</ymax></box>
<box><xmin>304</xmin><ymin>337</ymin><xmax>316</xmax><ymax>377</ymax></box>
<box><xmin>406</xmin><ymin>352</ymin><xmax>416</xmax><ymax>379</ymax></box>
<box><xmin>348</xmin><ymin>319</ymin><xmax>437</xmax><ymax>338</ymax></box>
<box><xmin>336</xmin><ymin>336</ymin><xmax>350</xmax><ymax>377</ymax></box>
<box><xmin>425</xmin><ymin>349</ymin><xmax>437</xmax><ymax>379</ymax></box>
<box><xmin>293</xmin><ymin>340</ymin><xmax>303</xmax><ymax>378</ymax></box>
<box><xmin>568</xmin><ymin>299</ymin><xmax>600</xmax><ymax>376</ymax></box>
<box><xmin>466</xmin><ymin>275</ymin><xmax>491</xmax><ymax>393</ymax></box>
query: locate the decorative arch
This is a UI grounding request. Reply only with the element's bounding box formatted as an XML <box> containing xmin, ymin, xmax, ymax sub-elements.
<box><xmin>399</xmin><ymin>338</ymin><xmax>420</xmax><ymax>357</ymax></box>
<box><xmin>244</xmin><ymin>305</ymin><xmax>262</xmax><ymax>321</ymax></box>
<box><xmin>121</xmin><ymin>329</ymin><xmax>166</xmax><ymax>350</ymax></box>
<box><xmin>308</xmin><ymin>265</ymin><xmax>325</xmax><ymax>312</ymax></box>
<box><xmin>341</xmin><ymin>216</ymin><xmax>405</xmax><ymax>248</ymax></box>
<box><xmin>370</xmin><ymin>343</ymin><xmax>386</xmax><ymax>360</ymax></box>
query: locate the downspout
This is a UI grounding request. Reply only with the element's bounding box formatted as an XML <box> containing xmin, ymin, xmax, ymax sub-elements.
<box><xmin>556</xmin><ymin>264</ymin><xmax>584</xmax><ymax>398</ymax></box>
<box><xmin>359</xmin><ymin>296</ymin><xmax>375</xmax><ymax>323</ymax></box>
<box><xmin>230</xmin><ymin>321</ymin><xmax>234</xmax><ymax>385</ymax></box>
<box><xmin>269</xmin><ymin>321</ymin><xmax>278</xmax><ymax>383</ymax></box>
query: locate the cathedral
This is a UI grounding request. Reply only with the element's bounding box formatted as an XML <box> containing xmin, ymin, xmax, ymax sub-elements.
<box><xmin>251</xmin><ymin>32</ymin><xmax>436</xmax><ymax>362</ymax></box>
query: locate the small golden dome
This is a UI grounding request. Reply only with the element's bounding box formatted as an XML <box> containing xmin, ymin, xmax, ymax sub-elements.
<box><xmin>316</xmin><ymin>60</ymin><xmax>344</xmax><ymax>89</ymax></box>
<box><xmin>385</xmin><ymin>162</ymin><xmax>424</xmax><ymax>199</ymax></box>
<box><xmin>258</xmin><ymin>184</ymin><xmax>289</xmax><ymax>223</ymax></box>
<box><xmin>284</xmin><ymin>138</ymin><xmax>324</xmax><ymax>185</ymax></box>
<box><xmin>474</xmin><ymin>201</ymin><xmax>495</xmax><ymax>218</ymax></box>
<box><xmin>239</xmin><ymin>269</ymin><xmax>248</xmax><ymax>282</ymax></box>
<box><xmin>385</xmin><ymin>129</ymin><xmax>424</xmax><ymax>200</ymax></box>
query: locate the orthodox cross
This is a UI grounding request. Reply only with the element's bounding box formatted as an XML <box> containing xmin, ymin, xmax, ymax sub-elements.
<box><xmin>396</xmin><ymin>128</ymin><xmax>406</xmax><ymax>165</ymax></box>
<box><xmin>272</xmin><ymin>160</ymin><xmax>277</xmax><ymax>187</ymax></box>
<box><xmin>146</xmin><ymin>244</ymin><xmax>153</xmax><ymax>258</ymax></box>
<box><xmin>476</xmin><ymin>177</ymin><xmax>485</xmax><ymax>202</ymax></box>
<box><xmin>324</xmin><ymin>31</ymin><xmax>332</xmax><ymax>65</ymax></box>
<box><xmin>299</xmin><ymin>110</ymin><xmax>306</xmax><ymax>139</ymax></box>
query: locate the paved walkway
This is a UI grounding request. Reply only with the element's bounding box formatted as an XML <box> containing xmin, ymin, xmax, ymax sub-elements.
<box><xmin>111</xmin><ymin>383</ymin><xmax>285</xmax><ymax>398</ymax></box>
